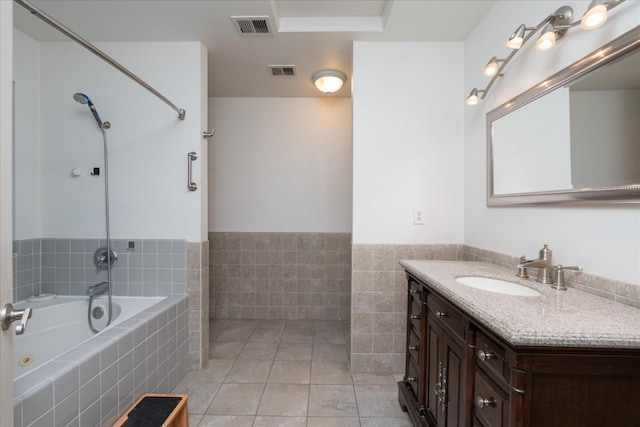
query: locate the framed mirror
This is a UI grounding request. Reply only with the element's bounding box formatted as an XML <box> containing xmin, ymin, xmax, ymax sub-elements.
<box><xmin>487</xmin><ymin>26</ymin><xmax>640</xmax><ymax>206</ymax></box>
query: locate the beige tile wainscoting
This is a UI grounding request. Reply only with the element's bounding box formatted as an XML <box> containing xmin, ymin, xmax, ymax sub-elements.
<box><xmin>209</xmin><ymin>232</ymin><xmax>352</xmax><ymax>320</ymax></box>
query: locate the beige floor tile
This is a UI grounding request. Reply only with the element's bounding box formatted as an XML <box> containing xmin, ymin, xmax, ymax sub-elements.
<box><xmin>216</xmin><ymin>326</ymin><xmax>256</xmax><ymax>342</ymax></box>
<box><xmin>209</xmin><ymin>341</ymin><xmax>246</xmax><ymax>359</ymax></box>
<box><xmin>268</xmin><ymin>360</ymin><xmax>311</xmax><ymax>384</ymax></box>
<box><xmin>172</xmin><ymin>381</ymin><xmax>221</xmax><ymax>414</ymax></box>
<box><xmin>307</xmin><ymin>417</ymin><xmax>361</xmax><ymax>427</ymax></box>
<box><xmin>183</xmin><ymin>359</ymin><xmax>235</xmax><ymax>383</ymax></box>
<box><xmin>314</xmin><ymin>320</ymin><xmax>345</xmax><ymax>331</ymax></box>
<box><xmin>249</xmin><ymin>327</ymin><xmax>284</xmax><ymax>343</ymax></box>
<box><xmin>207</xmin><ymin>383</ymin><xmax>265</xmax><ymax>415</ymax></box>
<box><xmin>225</xmin><ymin>319</ymin><xmax>258</xmax><ymax>329</ymax></box>
<box><xmin>253</xmin><ymin>416</ymin><xmax>307</xmax><ymax>426</ymax></box>
<box><xmin>197</xmin><ymin>415</ymin><xmax>255</xmax><ymax>426</ymax></box>
<box><xmin>275</xmin><ymin>342</ymin><xmax>313</xmax><ymax>361</ymax></box>
<box><xmin>225</xmin><ymin>359</ymin><xmax>273</xmax><ymax>383</ymax></box>
<box><xmin>312</xmin><ymin>343</ymin><xmax>349</xmax><ymax>362</ymax></box>
<box><xmin>285</xmin><ymin>320</ymin><xmax>316</xmax><ymax>330</ymax></box>
<box><xmin>281</xmin><ymin>329</ymin><xmax>314</xmax><ymax>343</ymax></box>
<box><xmin>359</xmin><ymin>417</ymin><xmax>412</xmax><ymax>427</ymax></box>
<box><xmin>238</xmin><ymin>342</ymin><xmax>278</xmax><ymax>360</ymax></box>
<box><xmin>256</xmin><ymin>384</ymin><xmax>309</xmax><ymax>416</ymax></box>
<box><xmin>257</xmin><ymin>319</ymin><xmax>287</xmax><ymax>329</ymax></box>
<box><xmin>188</xmin><ymin>414</ymin><xmax>203</xmax><ymax>426</ymax></box>
<box><xmin>354</xmin><ymin>385</ymin><xmax>407</xmax><ymax>418</ymax></box>
<box><xmin>314</xmin><ymin>329</ymin><xmax>347</xmax><ymax>344</ymax></box>
<box><xmin>352</xmin><ymin>373</ymin><xmax>398</xmax><ymax>385</ymax></box>
<box><xmin>308</xmin><ymin>385</ymin><xmax>358</xmax><ymax>417</ymax></box>
<box><xmin>310</xmin><ymin>361</ymin><xmax>353</xmax><ymax>385</ymax></box>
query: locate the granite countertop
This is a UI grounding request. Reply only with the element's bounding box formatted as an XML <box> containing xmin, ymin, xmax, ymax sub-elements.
<box><xmin>400</xmin><ymin>260</ymin><xmax>640</xmax><ymax>349</ymax></box>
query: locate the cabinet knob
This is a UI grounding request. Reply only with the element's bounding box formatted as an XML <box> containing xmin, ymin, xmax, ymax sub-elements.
<box><xmin>409</xmin><ymin>289</ymin><xmax>420</xmax><ymax>294</ymax></box>
<box><xmin>478</xmin><ymin>349</ymin><xmax>494</xmax><ymax>361</ymax></box>
<box><xmin>410</xmin><ymin>315</ymin><xmax>421</xmax><ymax>320</ymax></box>
<box><xmin>436</xmin><ymin>311</ymin><xmax>449</xmax><ymax>318</ymax></box>
<box><xmin>476</xmin><ymin>396</ymin><xmax>495</xmax><ymax>408</ymax></box>
<box><xmin>408</xmin><ymin>345</ymin><xmax>419</xmax><ymax>351</ymax></box>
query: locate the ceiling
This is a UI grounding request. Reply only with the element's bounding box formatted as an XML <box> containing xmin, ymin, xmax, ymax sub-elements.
<box><xmin>13</xmin><ymin>0</ymin><xmax>496</xmax><ymax>98</ymax></box>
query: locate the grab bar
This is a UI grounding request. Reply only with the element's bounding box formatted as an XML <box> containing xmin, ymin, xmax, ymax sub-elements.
<box><xmin>14</xmin><ymin>0</ymin><xmax>186</xmax><ymax>120</ymax></box>
<box><xmin>188</xmin><ymin>152</ymin><xmax>198</xmax><ymax>192</ymax></box>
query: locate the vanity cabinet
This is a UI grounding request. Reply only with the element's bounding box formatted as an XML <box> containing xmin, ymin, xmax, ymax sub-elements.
<box><xmin>399</xmin><ymin>270</ymin><xmax>640</xmax><ymax>427</ymax></box>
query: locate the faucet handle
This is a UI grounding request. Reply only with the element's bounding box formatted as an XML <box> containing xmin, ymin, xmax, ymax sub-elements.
<box><xmin>516</xmin><ymin>255</ymin><xmax>529</xmax><ymax>278</ymax></box>
<box><xmin>552</xmin><ymin>265</ymin><xmax>582</xmax><ymax>291</ymax></box>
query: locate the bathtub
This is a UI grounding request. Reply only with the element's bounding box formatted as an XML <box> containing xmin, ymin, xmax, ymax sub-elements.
<box><xmin>14</xmin><ymin>296</ymin><xmax>160</xmax><ymax>378</ymax></box>
<box><xmin>13</xmin><ymin>294</ymin><xmax>189</xmax><ymax>427</ymax></box>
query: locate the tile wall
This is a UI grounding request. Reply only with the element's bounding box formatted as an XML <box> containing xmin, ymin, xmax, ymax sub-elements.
<box><xmin>188</xmin><ymin>241</ymin><xmax>210</xmax><ymax>369</ymax></box>
<box><xmin>12</xmin><ymin>238</ymin><xmax>187</xmax><ymax>303</ymax></box>
<box><xmin>209</xmin><ymin>232</ymin><xmax>352</xmax><ymax>320</ymax></box>
<box><xmin>350</xmin><ymin>244</ymin><xmax>462</xmax><ymax>373</ymax></box>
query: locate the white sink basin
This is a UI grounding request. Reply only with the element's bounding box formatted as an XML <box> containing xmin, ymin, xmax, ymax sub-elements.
<box><xmin>455</xmin><ymin>276</ymin><xmax>541</xmax><ymax>297</ymax></box>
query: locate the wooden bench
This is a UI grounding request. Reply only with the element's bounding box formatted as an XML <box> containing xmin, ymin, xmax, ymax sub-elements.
<box><xmin>113</xmin><ymin>393</ymin><xmax>189</xmax><ymax>427</ymax></box>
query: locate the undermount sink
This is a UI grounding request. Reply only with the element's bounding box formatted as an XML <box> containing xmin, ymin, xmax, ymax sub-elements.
<box><xmin>455</xmin><ymin>276</ymin><xmax>541</xmax><ymax>297</ymax></box>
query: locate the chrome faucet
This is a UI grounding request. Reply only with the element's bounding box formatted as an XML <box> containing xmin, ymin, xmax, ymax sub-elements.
<box><xmin>86</xmin><ymin>281</ymin><xmax>109</xmax><ymax>297</ymax></box>
<box><xmin>517</xmin><ymin>244</ymin><xmax>554</xmax><ymax>284</ymax></box>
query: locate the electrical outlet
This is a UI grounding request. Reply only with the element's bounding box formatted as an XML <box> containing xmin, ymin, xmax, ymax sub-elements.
<box><xmin>414</xmin><ymin>208</ymin><xmax>424</xmax><ymax>225</ymax></box>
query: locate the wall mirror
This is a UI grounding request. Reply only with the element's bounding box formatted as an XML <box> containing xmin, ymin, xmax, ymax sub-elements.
<box><xmin>487</xmin><ymin>26</ymin><xmax>640</xmax><ymax>206</ymax></box>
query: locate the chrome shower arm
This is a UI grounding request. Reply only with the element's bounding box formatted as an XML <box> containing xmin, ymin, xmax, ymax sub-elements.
<box><xmin>14</xmin><ymin>0</ymin><xmax>187</xmax><ymax>120</ymax></box>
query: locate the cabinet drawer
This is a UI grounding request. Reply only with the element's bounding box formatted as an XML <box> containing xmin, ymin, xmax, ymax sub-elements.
<box><xmin>407</xmin><ymin>358</ymin><xmax>420</xmax><ymax>399</ymax></box>
<box><xmin>410</xmin><ymin>300</ymin><xmax>422</xmax><ymax>330</ymax></box>
<box><xmin>474</xmin><ymin>371</ymin><xmax>508</xmax><ymax>427</ymax></box>
<box><xmin>476</xmin><ymin>332</ymin><xmax>507</xmax><ymax>384</ymax></box>
<box><xmin>408</xmin><ymin>329</ymin><xmax>421</xmax><ymax>360</ymax></box>
<box><xmin>427</xmin><ymin>293</ymin><xmax>465</xmax><ymax>342</ymax></box>
<box><xmin>409</xmin><ymin>279</ymin><xmax>423</xmax><ymax>303</ymax></box>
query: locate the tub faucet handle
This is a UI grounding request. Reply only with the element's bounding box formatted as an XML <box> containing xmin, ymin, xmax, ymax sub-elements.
<box><xmin>1</xmin><ymin>303</ymin><xmax>33</xmax><ymax>335</ymax></box>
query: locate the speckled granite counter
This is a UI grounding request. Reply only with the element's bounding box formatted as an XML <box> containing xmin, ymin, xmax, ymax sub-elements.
<box><xmin>401</xmin><ymin>260</ymin><xmax>640</xmax><ymax>349</ymax></box>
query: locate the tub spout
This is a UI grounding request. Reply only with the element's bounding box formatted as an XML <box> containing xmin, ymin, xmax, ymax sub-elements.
<box><xmin>86</xmin><ymin>281</ymin><xmax>109</xmax><ymax>297</ymax></box>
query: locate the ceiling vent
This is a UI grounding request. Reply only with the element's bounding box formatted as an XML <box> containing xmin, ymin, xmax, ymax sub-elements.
<box><xmin>231</xmin><ymin>16</ymin><xmax>273</xmax><ymax>35</ymax></box>
<box><xmin>268</xmin><ymin>65</ymin><xmax>296</xmax><ymax>77</ymax></box>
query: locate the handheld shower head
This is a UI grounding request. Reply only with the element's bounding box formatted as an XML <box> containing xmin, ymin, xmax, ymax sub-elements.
<box><xmin>73</xmin><ymin>92</ymin><xmax>107</xmax><ymax>129</ymax></box>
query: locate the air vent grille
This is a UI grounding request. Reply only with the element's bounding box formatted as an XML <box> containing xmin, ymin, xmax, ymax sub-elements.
<box><xmin>231</xmin><ymin>16</ymin><xmax>273</xmax><ymax>35</ymax></box>
<box><xmin>268</xmin><ymin>65</ymin><xmax>297</xmax><ymax>76</ymax></box>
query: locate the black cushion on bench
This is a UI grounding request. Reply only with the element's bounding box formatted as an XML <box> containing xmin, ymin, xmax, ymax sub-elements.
<box><xmin>122</xmin><ymin>396</ymin><xmax>182</xmax><ymax>427</ymax></box>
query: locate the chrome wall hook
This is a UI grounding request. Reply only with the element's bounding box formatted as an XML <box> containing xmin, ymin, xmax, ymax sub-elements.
<box><xmin>202</xmin><ymin>129</ymin><xmax>215</xmax><ymax>139</ymax></box>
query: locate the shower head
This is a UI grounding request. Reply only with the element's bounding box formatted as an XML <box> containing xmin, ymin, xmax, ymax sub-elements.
<box><xmin>73</xmin><ymin>92</ymin><xmax>108</xmax><ymax>129</ymax></box>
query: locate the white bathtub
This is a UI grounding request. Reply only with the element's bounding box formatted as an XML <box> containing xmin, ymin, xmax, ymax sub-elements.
<box><xmin>13</xmin><ymin>295</ymin><xmax>162</xmax><ymax>378</ymax></box>
<box><xmin>12</xmin><ymin>294</ymin><xmax>189</xmax><ymax>427</ymax></box>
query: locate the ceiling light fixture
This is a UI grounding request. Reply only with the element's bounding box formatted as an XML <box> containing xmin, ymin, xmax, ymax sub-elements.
<box><xmin>466</xmin><ymin>1</ymin><xmax>627</xmax><ymax>106</ymax></box>
<box><xmin>312</xmin><ymin>69</ymin><xmax>347</xmax><ymax>94</ymax></box>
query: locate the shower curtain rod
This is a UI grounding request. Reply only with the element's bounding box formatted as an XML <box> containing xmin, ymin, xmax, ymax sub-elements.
<box><xmin>14</xmin><ymin>0</ymin><xmax>186</xmax><ymax>120</ymax></box>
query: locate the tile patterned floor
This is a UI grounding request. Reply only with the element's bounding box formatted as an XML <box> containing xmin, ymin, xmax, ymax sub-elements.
<box><xmin>173</xmin><ymin>319</ymin><xmax>412</xmax><ymax>426</ymax></box>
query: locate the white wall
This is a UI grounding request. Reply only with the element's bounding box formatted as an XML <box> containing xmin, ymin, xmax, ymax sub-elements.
<box><xmin>352</xmin><ymin>42</ymin><xmax>465</xmax><ymax>244</ymax></box>
<box><xmin>208</xmin><ymin>97</ymin><xmax>352</xmax><ymax>233</ymax></box>
<box><xmin>464</xmin><ymin>1</ymin><xmax>640</xmax><ymax>284</ymax></box>
<box><xmin>13</xmin><ymin>30</ymin><xmax>41</xmax><ymax>240</ymax></box>
<box><xmin>30</xmin><ymin>41</ymin><xmax>207</xmax><ymax>241</ymax></box>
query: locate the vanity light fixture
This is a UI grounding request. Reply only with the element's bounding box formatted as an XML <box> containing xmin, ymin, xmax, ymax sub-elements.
<box><xmin>466</xmin><ymin>88</ymin><xmax>485</xmax><ymax>106</ymax></box>
<box><xmin>466</xmin><ymin>0</ymin><xmax>627</xmax><ymax>106</ymax></box>
<box><xmin>483</xmin><ymin>57</ymin><xmax>506</xmax><ymax>76</ymax></box>
<box><xmin>312</xmin><ymin>69</ymin><xmax>347</xmax><ymax>94</ymax></box>
<box><xmin>535</xmin><ymin>23</ymin><xmax>557</xmax><ymax>51</ymax></box>
<box><xmin>505</xmin><ymin>24</ymin><xmax>536</xmax><ymax>49</ymax></box>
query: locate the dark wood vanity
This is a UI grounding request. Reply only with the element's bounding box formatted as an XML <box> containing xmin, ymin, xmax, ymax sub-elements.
<box><xmin>398</xmin><ymin>269</ymin><xmax>640</xmax><ymax>427</ymax></box>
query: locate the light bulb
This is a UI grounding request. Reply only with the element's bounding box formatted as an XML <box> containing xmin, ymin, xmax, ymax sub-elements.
<box><xmin>506</xmin><ymin>24</ymin><xmax>526</xmax><ymax>49</ymax></box>
<box><xmin>466</xmin><ymin>88</ymin><xmax>479</xmax><ymax>105</ymax></box>
<box><xmin>483</xmin><ymin>57</ymin><xmax>500</xmax><ymax>77</ymax></box>
<box><xmin>312</xmin><ymin>70</ymin><xmax>346</xmax><ymax>94</ymax></box>
<box><xmin>536</xmin><ymin>24</ymin><xmax>556</xmax><ymax>51</ymax></box>
<box><xmin>581</xmin><ymin>3</ymin><xmax>608</xmax><ymax>29</ymax></box>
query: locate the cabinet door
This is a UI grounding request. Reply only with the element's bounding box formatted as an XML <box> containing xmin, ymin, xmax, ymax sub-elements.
<box><xmin>443</xmin><ymin>334</ymin><xmax>466</xmax><ymax>427</ymax></box>
<box><xmin>425</xmin><ymin>315</ymin><xmax>444</xmax><ymax>425</ymax></box>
